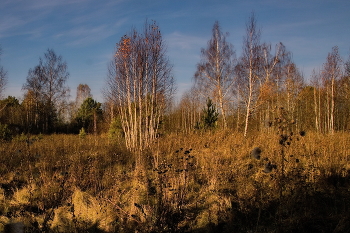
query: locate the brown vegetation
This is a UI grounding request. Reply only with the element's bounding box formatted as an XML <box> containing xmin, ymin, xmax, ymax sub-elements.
<box><xmin>0</xmin><ymin>129</ymin><xmax>349</xmax><ymax>232</ymax></box>
<box><xmin>0</xmin><ymin>15</ymin><xmax>350</xmax><ymax>233</ymax></box>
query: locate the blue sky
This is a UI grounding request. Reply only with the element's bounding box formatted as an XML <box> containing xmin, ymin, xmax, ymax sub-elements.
<box><xmin>0</xmin><ymin>0</ymin><xmax>349</xmax><ymax>102</ymax></box>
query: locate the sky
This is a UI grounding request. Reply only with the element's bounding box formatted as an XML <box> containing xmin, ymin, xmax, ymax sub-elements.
<box><xmin>0</xmin><ymin>0</ymin><xmax>349</xmax><ymax>103</ymax></box>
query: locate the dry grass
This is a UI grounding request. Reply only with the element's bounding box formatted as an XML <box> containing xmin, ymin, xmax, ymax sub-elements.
<box><xmin>0</xmin><ymin>131</ymin><xmax>349</xmax><ymax>232</ymax></box>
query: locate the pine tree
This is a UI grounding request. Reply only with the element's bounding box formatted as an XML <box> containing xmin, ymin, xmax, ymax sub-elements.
<box><xmin>201</xmin><ymin>98</ymin><xmax>219</xmax><ymax>129</ymax></box>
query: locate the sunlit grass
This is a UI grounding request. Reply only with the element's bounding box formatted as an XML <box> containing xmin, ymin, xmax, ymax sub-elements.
<box><xmin>0</xmin><ymin>131</ymin><xmax>349</xmax><ymax>232</ymax></box>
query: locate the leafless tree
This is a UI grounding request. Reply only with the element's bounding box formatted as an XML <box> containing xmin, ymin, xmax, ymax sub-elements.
<box><xmin>261</xmin><ymin>42</ymin><xmax>285</xmax><ymax>84</ymax></box>
<box><xmin>257</xmin><ymin>42</ymin><xmax>293</xmax><ymax>128</ymax></box>
<box><xmin>176</xmin><ymin>87</ymin><xmax>205</xmax><ymax>133</ymax></box>
<box><xmin>236</xmin><ymin>13</ymin><xmax>262</xmax><ymax>137</ymax></box>
<box><xmin>321</xmin><ymin>46</ymin><xmax>343</xmax><ymax>134</ymax></box>
<box><xmin>194</xmin><ymin>21</ymin><xmax>236</xmax><ymax>129</ymax></box>
<box><xmin>282</xmin><ymin>62</ymin><xmax>304</xmax><ymax>123</ymax></box>
<box><xmin>104</xmin><ymin>20</ymin><xmax>175</xmax><ymax>151</ymax></box>
<box><xmin>311</xmin><ymin>69</ymin><xmax>322</xmax><ymax>132</ymax></box>
<box><xmin>345</xmin><ymin>53</ymin><xmax>350</xmax><ymax>78</ymax></box>
<box><xmin>337</xmin><ymin>54</ymin><xmax>350</xmax><ymax>130</ymax></box>
<box><xmin>76</xmin><ymin>84</ymin><xmax>92</xmax><ymax>108</ymax></box>
<box><xmin>22</xmin><ymin>49</ymin><xmax>70</xmax><ymax>132</ymax></box>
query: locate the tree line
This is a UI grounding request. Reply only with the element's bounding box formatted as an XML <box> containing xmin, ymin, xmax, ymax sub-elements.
<box><xmin>0</xmin><ymin>49</ymin><xmax>103</xmax><ymax>136</ymax></box>
<box><xmin>171</xmin><ymin>14</ymin><xmax>350</xmax><ymax>136</ymax></box>
<box><xmin>0</xmin><ymin>15</ymin><xmax>349</xmax><ymax>148</ymax></box>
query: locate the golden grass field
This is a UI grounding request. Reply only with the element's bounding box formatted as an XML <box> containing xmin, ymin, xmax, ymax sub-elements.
<box><xmin>0</xmin><ymin>130</ymin><xmax>350</xmax><ymax>232</ymax></box>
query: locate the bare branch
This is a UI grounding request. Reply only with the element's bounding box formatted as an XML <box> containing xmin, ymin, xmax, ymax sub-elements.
<box><xmin>193</xmin><ymin>21</ymin><xmax>236</xmax><ymax>129</ymax></box>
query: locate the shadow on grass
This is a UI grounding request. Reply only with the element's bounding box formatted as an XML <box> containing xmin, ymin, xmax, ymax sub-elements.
<box><xmin>191</xmin><ymin>173</ymin><xmax>350</xmax><ymax>233</ymax></box>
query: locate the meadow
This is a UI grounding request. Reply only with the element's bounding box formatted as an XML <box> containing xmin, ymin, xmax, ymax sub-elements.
<box><xmin>0</xmin><ymin>129</ymin><xmax>350</xmax><ymax>232</ymax></box>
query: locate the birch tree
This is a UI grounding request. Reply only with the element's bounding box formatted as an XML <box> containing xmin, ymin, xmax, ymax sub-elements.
<box><xmin>321</xmin><ymin>46</ymin><xmax>343</xmax><ymax>133</ymax></box>
<box><xmin>282</xmin><ymin>62</ymin><xmax>304</xmax><ymax>129</ymax></box>
<box><xmin>22</xmin><ymin>49</ymin><xmax>70</xmax><ymax>133</ymax></box>
<box><xmin>311</xmin><ymin>69</ymin><xmax>322</xmax><ymax>132</ymax></box>
<box><xmin>340</xmin><ymin>54</ymin><xmax>350</xmax><ymax>129</ymax></box>
<box><xmin>194</xmin><ymin>21</ymin><xmax>236</xmax><ymax>129</ymax></box>
<box><xmin>104</xmin><ymin>20</ymin><xmax>174</xmax><ymax>151</ymax></box>
<box><xmin>176</xmin><ymin>87</ymin><xmax>205</xmax><ymax>133</ymax></box>
<box><xmin>236</xmin><ymin>13</ymin><xmax>262</xmax><ymax>137</ymax></box>
<box><xmin>258</xmin><ymin>42</ymin><xmax>291</xmax><ymax>127</ymax></box>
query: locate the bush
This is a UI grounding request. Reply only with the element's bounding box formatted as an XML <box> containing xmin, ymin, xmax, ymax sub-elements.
<box><xmin>79</xmin><ymin>127</ymin><xmax>86</xmax><ymax>139</ymax></box>
<box><xmin>196</xmin><ymin>98</ymin><xmax>219</xmax><ymax>130</ymax></box>
<box><xmin>0</xmin><ymin>123</ymin><xmax>12</xmax><ymax>141</ymax></box>
<box><xmin>108</xmin><ymin>117</ymin><xmax>123</xmax><ymax>139</ymax></box>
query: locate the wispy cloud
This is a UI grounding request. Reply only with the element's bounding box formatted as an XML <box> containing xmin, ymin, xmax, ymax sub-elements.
<box><xmin>56</xmin><ymin>25</ymin><xmax>107</xmax><ymax>46</ymax></box>
<box><xmin>0</xmin><ymin>0</ymin><xmax>57</xmax><ymax>39</ymax></box>
<box><xmin>166</xmin><ymin>32</ymin><xmax>206</xmax><ymax>50</ymax></box>
<box><xmin>0</xmin><ymin>16</ymin><xmax>25</xmax><ymax>36</ymax></box>
<box><xmin>54</xmin><ymin>18</ymin><xmax>126</xmax><ymax>47</ymax></box>
<box><xmin>21</xmin><ymin>0</ymin><xmax>91</xmax><ymax>11</ymax></box>
<box><xmin>263</xmin><ymin>19</ymin><xmax>326</xmax><ymax>38</ymax></box>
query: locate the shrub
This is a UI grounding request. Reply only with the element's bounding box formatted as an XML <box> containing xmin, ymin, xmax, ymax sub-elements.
<box><xmin>196</xmin><ymin>98</ymin><xmax>219</xmax><ymax>130</ymax></box>
<box><xmin>79</xmin><ymin>127</ymin><xmax>86</xmax><ymax>139</ymax></box>
<box><xmin>0</xmin><ymin>123</ymin><xmax>12</xmax><ymax>141</ymax></box>
<box><xmin>108</xmin><ymin>117</ymin><xmax>123</xmax><ymax>139</ymax></box>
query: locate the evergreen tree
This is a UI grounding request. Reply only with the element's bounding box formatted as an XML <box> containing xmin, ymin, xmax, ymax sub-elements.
<box><xmin>201</xmin><ymin>98</ymin><xmax>219</xmax><ymax>129</ymax></box>
<box><xmin>76</xmin><ymin>97</ymin><xmax>102</xmax><ymax>134</ymax></box>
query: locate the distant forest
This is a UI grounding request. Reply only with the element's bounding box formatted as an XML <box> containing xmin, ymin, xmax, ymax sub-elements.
<box><xmin>0</xmin><ymin>15</ymin><xmax>349</xmax><ymax>145</ymax></box>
